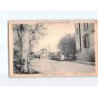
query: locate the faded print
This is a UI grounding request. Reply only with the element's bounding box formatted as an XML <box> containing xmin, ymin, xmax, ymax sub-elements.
<box><xmin>9</xmin><ymin>20</ymin><xmax>97</xmax><ymax>77</ymax></box>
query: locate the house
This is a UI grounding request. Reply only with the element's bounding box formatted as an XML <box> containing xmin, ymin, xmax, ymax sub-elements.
<box><xmin>75</xmin><ymin>23</ymin><xmax>95</xmax><ymax>62</ymax></box>
<box><xmin>40</xmin><ymin>48</ymin><xmax>49</xmax><ymax>59</ymax></box>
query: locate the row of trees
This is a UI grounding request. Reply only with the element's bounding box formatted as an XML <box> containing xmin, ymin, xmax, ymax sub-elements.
<box><xmin>13</xmin><ymin>23</ymin><xmax>46</xmax><ymax>73</ymax></box>
<box><xmin>58</xmin><ymin>34</ymin><xmax>76</xmax><ymax>60</ymax></box>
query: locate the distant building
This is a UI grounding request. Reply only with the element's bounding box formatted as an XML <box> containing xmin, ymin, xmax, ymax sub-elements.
<box><xmin>75</xmin><ymin>23</ymin><xmax>95</xmax><ymax>62</ymax></box>
<box><xmin>40</xmin><ymin>48</ymin><xmax>49</xmax><ymax>58</ymax></box>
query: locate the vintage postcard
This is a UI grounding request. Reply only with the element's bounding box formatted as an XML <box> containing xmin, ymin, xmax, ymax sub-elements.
<box><xmin>8</xmin><ymin>20</ymin><xmax>98</xmax><ymax>77</ymax></box>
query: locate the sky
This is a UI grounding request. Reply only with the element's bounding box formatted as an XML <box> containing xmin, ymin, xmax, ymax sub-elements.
<box><xmin>33</xmin><ymin>21</ymin><xmax>75</xmax><ymax>52</ymax></box>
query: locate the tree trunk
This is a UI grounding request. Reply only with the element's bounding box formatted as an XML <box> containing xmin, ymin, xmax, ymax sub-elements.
<box><xmin>27</xmin><ymin>34</ymin><xmax>32</xmax><ymax>73</ymax></box>
<box><xmin>19</xmin><ymin>33</ymin><xmax>24</xmax><ymax>73</ymax></box>
<box><xmin>21</xmin><ymin>31</ymin><xmax>30</xmax><ymax>73</ymax></box>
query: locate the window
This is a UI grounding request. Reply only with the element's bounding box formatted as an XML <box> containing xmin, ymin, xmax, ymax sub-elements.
<box><xmin>83</xmin><ymin>34</ymin><xmax>90</xmax><ymax>48</ymax></box>
<box><xmin>84</xmin><ymin>23</ymin><xmax>86</xmax><ymax>31</ymax></box>
<box><xmin>84</xmin><ymin>23</ymin><xmax>89</xmax><ymax>31</ymax></box>
<box><xmin>87</xmin><ymin>23</ymin><xmax>88</xmax><ymax>29</ymax></box>
<box><xmin>76</xmin><ymin>28</ymin><xmax>78</xmax><ymax>34</ymax></box>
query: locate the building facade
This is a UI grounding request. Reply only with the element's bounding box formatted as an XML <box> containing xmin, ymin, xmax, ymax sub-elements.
<box><xmin>75</xmin><ymin>23</ymin><xmax>95</xmax><ymax>62</ymax></box>
<box><xmin>40</xmin><ymin>48</ymin><xmax>49</xmax><ymax>58</ymax></box>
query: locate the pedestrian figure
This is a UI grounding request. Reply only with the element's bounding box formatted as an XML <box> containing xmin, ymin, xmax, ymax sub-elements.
<box><xmin>38</xmin><ymin>55</ymin><xmax>40</xmax><ymax>60</ymax></box>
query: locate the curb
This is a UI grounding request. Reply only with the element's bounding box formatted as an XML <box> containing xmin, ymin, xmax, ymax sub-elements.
<box><xmin>75</xmin><ymin>61</ymin><xmax>95</xmax><ymax>65</ymax></box>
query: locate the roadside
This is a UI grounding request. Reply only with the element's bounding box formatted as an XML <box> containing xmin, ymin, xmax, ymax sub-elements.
<box><xmin>75</xmin><ymin>61</ymin><xmax>95</xmax><ymax>66</ymax></box>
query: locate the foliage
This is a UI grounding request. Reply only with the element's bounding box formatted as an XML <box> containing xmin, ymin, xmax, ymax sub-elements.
<box><xmin>58</xmin><ymin>34</ymin><xmax>76</xmax><ymax>60</ymax></box>
<box><xmin>13</xmin><ymin>23</ymin><xmax>47</xmax><ymax>73</ymax></box>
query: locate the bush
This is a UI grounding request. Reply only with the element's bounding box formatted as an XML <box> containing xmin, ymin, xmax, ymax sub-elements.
<box><xmin>76</xmin><ymin>48</ymin><xmax>95</xmax><ymax>62</ymax></box>
<box><xmin>13</xmin><ymin>59</ymin><xmax>25</xmax><ymax>73</ymax></box>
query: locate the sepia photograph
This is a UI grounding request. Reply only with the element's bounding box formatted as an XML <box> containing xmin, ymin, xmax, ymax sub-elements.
<box><xmin>8</xmin><ymin>20</ymin><xmax>98</xmax><ymax>77</ymax></box>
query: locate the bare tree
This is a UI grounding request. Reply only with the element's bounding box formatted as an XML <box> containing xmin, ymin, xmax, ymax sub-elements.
<box><xmin>27</xmin><ymin>23</ymin><xmax>46</xmax><ymax>73</ymax></box>
<box><xmin>13</xmin><ymin>24</ymin><xmax>29</xmax><ymax>73</ymax></box>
